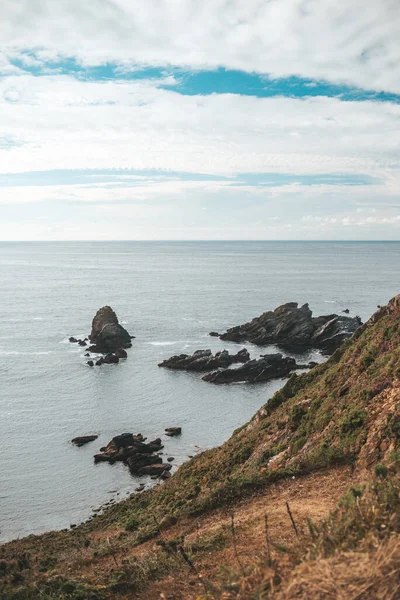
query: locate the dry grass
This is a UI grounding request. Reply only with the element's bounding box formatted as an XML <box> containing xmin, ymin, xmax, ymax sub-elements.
<box><xmin>279</xmin><ymin>537</ymin><xmax>400</xmax><ymax>600</ymax></box>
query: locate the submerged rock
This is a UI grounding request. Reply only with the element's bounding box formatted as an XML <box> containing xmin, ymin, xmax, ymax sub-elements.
<box><xmin>158</xmin><ymin>348</ymin><xmax>250</xmax><ymax>371</ymax></box>
<box><xmin>89</xmin><ymin>306</ymin><xmax>133</xmax><ymax>353</ymax></box>
<box><xmin>218</xmin><ymin>302</ymin><xmax>361</xmax><ymax>354</ymax></box>
<box><xmin>165</xmin><ymin>427</ymin><xmax>182</xmax><ymax>437</ymax></box>
<box><xmin>202</xmin><ymin>353</ymin><xmax>298</xmax><ymax>384</ymax></box>
<box><xmin>72</xmin><ymin>435</ymin><xmax>98</xmax><ymax>447</ymax></box>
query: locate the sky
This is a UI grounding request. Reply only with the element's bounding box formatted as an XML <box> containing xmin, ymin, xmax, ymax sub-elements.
<box><xmin>0</xmin><ymin>0</ymin><xmax>399</xmax><ymax>241</ymax></box>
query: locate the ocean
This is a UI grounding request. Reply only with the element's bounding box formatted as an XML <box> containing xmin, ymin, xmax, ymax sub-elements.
<box><xmin>0</xmin><ymin>241</ymin><xmax>399</xmax><ymax>542</ymax></box>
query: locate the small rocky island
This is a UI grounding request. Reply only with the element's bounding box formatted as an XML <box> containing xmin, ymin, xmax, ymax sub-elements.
<box><xmin>158</xmin><ymin>348</ymin><xmax>250</xmax><ymax>371</ymax></box>
<box><xmin>93</xmin><ymin>432</ymin><xmax>176</xmax><ymax>479</ymax></box>
<box><xmin>69</xmin><ymin>306</ymin><xmax>134</xmax><ymax>365</ymax></box>
<box><xmin>88</xmin><ymin>306</ymin><xmax>133</xmax><ymax>353</ymax></box>
<box><xmin>214</xmin><ymin>302</ymin><xmax>362</xmax><ymax>354</ymax></box>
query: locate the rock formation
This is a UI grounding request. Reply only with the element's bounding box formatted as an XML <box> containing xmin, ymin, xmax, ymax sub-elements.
<box><xmin>216</xmin><ymin>302</ymin><xmax>362</xmax><ymax>354</ymax></box>
<box><xmin>93</xmin><ymin>433</ymin><xmax>166</xmax><ymax>475</ymax></box>
<box><xmin>158</xmin><ymin>348</ymin><xmax>250</xmax><ymax>371</ymax></box>
<box><xmin>165</xmin><ymin>427</ymin><xmax>182</xmax><ymax>437</ymax></box>
<box><xmin>88</xmin><ymin>306</ymin><xmax>133</xmax><ymax>353</ymax></box>
<box><xmin>202</xmin><ymin>353</ymin><xmax>300</xmax><ymax>384</ymax></box>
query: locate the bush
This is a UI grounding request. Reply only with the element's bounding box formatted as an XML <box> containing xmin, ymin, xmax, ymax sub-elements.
<box><xmin>124</xmin><ymin>516</ymin><xmax>140</xmax><ymax>532</ymax></box>
<box><xmin>375</xmin><ymin>464</ymin><xmax>388</xmax><ymax>478</ymax></box>
<box><xmin>340</xmin><ymin>407</ymin><xmax>366</xmax><ymax>434</ymax></box>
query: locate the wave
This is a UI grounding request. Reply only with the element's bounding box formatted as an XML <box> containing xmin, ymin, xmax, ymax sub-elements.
<box><xmin>149</xmin><ymin>340</ymin><xmax>202</xmax><ymax>346</ymax></box>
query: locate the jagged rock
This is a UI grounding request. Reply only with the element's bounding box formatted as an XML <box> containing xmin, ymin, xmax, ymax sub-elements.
<box><xmin>158</xmin><ymin>348</ymin><xmax>250</xmax><ymax>371</ymax></box>
<box><xmin>94</xmin><ymin>432</ymin><xmax>164</xmax><ymax>471</ymax></box>
<box><xmin>78</xmin><ymin>340</ymin><xmax>87</xmax><ymax>347</ymax></box>
<box><xmin>87</xmin><ymin>360</ymin><xmax>94</xmax><ymax>367</ymax></box>
<box><xmin>71</xmin><ymin>435</ymin><xmax>98</xmax><ymax>447</ymax></box>
<box><xmin>103</xmin><ymin>353</ymin><xmax>119</xmax><ymax>364</ymax></box>
<box><xmin>138</xmin><ymin>463</ymin><xmax>172</xmax><ymax>476</ymax></box>
<box><xmin>127</xmin><ymin>454</ymin><xmax>162</xmax><ymax>474</ymax></box>
<box><xmin>94</xmin><ymin>453</ymin><xmax>111</xmax><ymax>463</ymax></box>
<box><xmin>69</xmin><ymin>337</ymin><xmax>78</xmax><ymax>343</ymax></box>
<box><xmin>89</xmin><ymin>306</ymin><xmax>133</xmax><ymax>353</ymax></box>
<box><xmin>202</xmin><ymin>354</ymin><xmax>297</xmax><ymax>384</ymax></box>
<box><xmin>160</xmin><ymin>470</ymin><xmax>171</xmax><ymax>480</ymax></box>
<box><xmin>115</xmin><ymin>348</ymin><xmax>128</xmax><ymax>359</ymax></box>
<box><xmin>165</xmin><ymin>427</ymin><xmax>182</xmax><ymax>437</ymax></box>
<box><xmin>95</xmin><ymin>353</ymin><xmax>119</xmax><ymax>366</ymax></box>
<box><xmin>209</xmin><ymin>331</ymin><xmax>220</xmax><ymax>337</ymax></box>
<box><xmin>218</xmin><ymin>302</ymin><xmax>361</xmax><ymax>354</ymax></box>
<box><xmin>342</xmin><ymin>308</ymin><xmax>350</xmax><ymax>314</ymax></box>
<box><xmin>110</xmin><ymin>433</ymin><xmax>146</xmax><ymax>449</ymax></box>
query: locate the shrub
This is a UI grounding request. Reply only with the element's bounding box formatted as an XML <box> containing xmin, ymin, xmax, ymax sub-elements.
<box><xmin>340</xmin><ymin>407</ymin><xmax>367</xmax><ymax>434</ymax></box>
<box><xmin>124</xmin><ymin>516</ymin><xmax>140</xmax><ymax>532</ymax></box>
<box><xmin>375</xmin><ymin>464</ymin><xmax>388</xmax><ymax>478</ymax></box>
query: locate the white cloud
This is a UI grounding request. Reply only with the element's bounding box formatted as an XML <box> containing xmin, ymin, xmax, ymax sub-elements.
<box><xmin>0</xmin><ymin>0</ymin><xmax>399</xmax><ymax>93</ymax></box>
<box><xmin>0</xmin><ymin>73</ymin><xmax>399</xmax><ymax>178</ymax></box>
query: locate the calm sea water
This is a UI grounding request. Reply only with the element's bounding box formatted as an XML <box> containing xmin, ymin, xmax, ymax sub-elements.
<box><xmin>0</xmin><ymin>241</ymin><xmax>399</xmax><ymax>542</ymax></box>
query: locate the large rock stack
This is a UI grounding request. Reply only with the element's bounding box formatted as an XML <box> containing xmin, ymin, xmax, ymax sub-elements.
<box><xmin>88</xmin><ymin>306</ymin><xmax>133</xmax><ymax>353</ymax></box>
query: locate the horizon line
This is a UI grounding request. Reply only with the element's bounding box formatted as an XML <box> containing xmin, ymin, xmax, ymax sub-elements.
<box><xmin>1</xmin><ymin>239</ymin><xmax>400</xmax><ymax>243</ymax></box>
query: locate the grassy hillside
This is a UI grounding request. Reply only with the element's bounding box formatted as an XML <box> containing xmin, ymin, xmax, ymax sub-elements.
<box><xmin>1</xmin><ymin>296</ymin><xmax>400</xmax><ymax>599</ymax></box>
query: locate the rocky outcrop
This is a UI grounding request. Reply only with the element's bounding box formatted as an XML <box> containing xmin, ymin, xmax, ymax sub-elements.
<box><xmin>158</xmin><ymin>348</ymin><xmax>250</xmax><ymax>371</ymax></box>
<box><xmin>95</xmin><ymin>354</ymin><xmax>119</xmax><ymax>366</ymax></box>
<box><xmin>89</xmin><ymin>306</ymin><xmax>133</xmax><ymax>353</ymax></box>
<box><xmin>71</xmin><ymin>435</ymin><xmax>98</xmax><ymax>447</ymax></box>
<box><xmin>217</xmin><ymin>302</ymin><xmax>362</xmax><ymax>354</ymax></box>
<box><xmin>202</xmin><ymin>353</ymin><xmax>313</xmax><ymax>384</ymax></box>
<box><xmin>93</xmin><ymin>433</ymin><xmax>166</xmax><ymax>475</ymax></box>
<box><xmin>165</xmin><ymin>427</ymin><xmax>182</xmax><ymax>437</ymax></box>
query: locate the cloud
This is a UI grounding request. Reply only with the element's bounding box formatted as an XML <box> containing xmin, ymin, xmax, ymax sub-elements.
<box><xmin>1</xmin><ymin>0</ymin><xmax>399</xmax><ymax>93</ymax></box>
<box><xmin>0</xmin><ymin>1</ymin><xmax>399</xmax><ymax>240</ymax></box>
<box><xmin>0</xmin><ymin>73</ymin><xmax>399</xmax><ymax>179</ymax></box>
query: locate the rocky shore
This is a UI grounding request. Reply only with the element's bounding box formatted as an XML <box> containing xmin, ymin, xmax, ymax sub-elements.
<box><xmin>214</xmin><ymin>302</ymin><xmax>362</xmax><ymax>354</ymax></box>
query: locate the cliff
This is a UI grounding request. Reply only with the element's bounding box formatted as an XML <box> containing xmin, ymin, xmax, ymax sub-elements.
<box><xmin>2</xmin><ymin>296</ymin><xmax>400</xmax><ymax>599</ymax></box>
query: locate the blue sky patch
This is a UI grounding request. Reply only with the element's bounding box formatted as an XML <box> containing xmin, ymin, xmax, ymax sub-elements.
<box><xmin>7</xmin><ymin>53</ymin><xmax>400</xmax><ymax>104</ymax></box>
<box><xmin>0</xmin><ymin>169</ymin><xmax>379</xmax><ymax>189</ymax></box>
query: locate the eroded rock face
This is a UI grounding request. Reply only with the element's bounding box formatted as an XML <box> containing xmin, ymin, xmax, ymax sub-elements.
<box><xmin>217</xmin><ymin>302</ymin><xmax>361</xmax><ymax>354</ymax></box>
<box><xmin>158</xmin><ymin>348</ymin><xmax>250</xmax><ymax>371</ymax></box>
<box><xmin>89</xmin><ymin>306</ymin><xmax>133</xmax><ymax>353</ymax></box>
<box><xmin>202</xmin><ymin>353</ymin><xmax>300</xmax><ymax>384</ymax></box>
